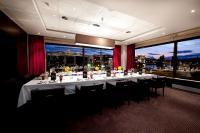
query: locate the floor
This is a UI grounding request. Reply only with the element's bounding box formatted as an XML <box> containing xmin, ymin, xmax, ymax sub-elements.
<box><xmin>15</xmin><ymin>88</ymin><xmax>200</xmax><ymax>133</ymax></box>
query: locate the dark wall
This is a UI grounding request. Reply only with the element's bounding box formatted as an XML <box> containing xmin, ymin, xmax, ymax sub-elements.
<box><xmin>0</xmin><ymin>11</ymin><xmax>28</xmax><ymax>79</ymax></box>
<box><xmin>0</xmin><ymin>11</ymin><xmax>28</xmax><ymax>112</ymax></box>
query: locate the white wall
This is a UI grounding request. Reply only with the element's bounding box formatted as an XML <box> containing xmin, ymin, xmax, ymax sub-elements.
<box><xmin>121</xmin><ymin>45</ymin><xmax>127</xmax><ymax>69</ymax></box>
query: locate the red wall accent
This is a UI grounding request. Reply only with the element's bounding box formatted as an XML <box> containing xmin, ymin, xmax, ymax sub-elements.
<box><xmin>113</xmin><ymin>45</ymin><xmax>121</xmax><ymax>68</ymax></box>
<box><xmin>126</xmin><ymin>44</ymin><xmax>136</xmax><ymax>70</ymax></box>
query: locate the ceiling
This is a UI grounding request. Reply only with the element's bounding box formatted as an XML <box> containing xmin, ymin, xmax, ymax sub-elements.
<box><xmin>0</xmin><ymin>0</ymin><xmax>199</xmax><ymax>45</ymax></box>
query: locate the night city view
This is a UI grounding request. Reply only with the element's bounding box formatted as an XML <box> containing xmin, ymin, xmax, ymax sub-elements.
<box><xmin>45</xmin><ymin>44</ymin><xmax>113</xmax><ymax>71</ymax></box>
<box><xmin>135</xmin><ymin>38</ymin><xmax>200</xmax><ymax>80</ymax></box>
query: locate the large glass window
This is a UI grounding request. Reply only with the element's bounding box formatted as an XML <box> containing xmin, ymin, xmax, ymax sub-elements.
<box><xmin>84</xmin><ymin>48</ymin><xmax>113</xmax><ymax>70</ymax></box>
<box><xmin>45</xmin><ymin>44</ymin><xmax>83</xmax><ymax>71</ymax></box>
<box><xmin>176</xmin><ymin>38</ymin><xmax>200</xmax><ymax>80</ymax></box>
<box><xmin>135</xmin><ymin>43</ymin><xmax>174</xmax><ymax>77</ymax></box>
<box><xmin>84</xmin><ymin>48</ymin><xmax>101</xmax><ymax>70</ymax></box>
<box><xmin>45</xmin><ymin>43</ymin><xmax>113</xmax><ymax>72</ymax></box>
<box><xmin>101</xmin><ymin>49</ymin><xmax>113</xmax><ymax>69</ymax></box>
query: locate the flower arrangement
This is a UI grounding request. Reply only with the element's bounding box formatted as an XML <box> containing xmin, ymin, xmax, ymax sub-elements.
<box><xmin>118</xmin><ymin>66</ymin><xmax>123</xmax><ymax>71</ymax></box>
<box><xmin>95</xmin><ymin>66</ymin><xmax>100</xmax><ymax>71</ymax></box>
<box><xmin>64</xmin><ymin>66</ymin><xmax>71</xmax><ymax>72</ymax></box>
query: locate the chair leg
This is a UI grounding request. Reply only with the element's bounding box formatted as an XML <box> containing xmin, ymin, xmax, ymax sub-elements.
<box><xmin>148</xmin><ymin>88</ymin><xmax>150</xmax><ymax>100</ymax></box>
<box><xmin>163</xmin><ymin>87</ymin><xmax>164</xmax><ymax>96</ymax></box>
<box><xmin>155</xmin><ymin>88</ymin><xmax>157</xmax><ymax>98</ymax></box>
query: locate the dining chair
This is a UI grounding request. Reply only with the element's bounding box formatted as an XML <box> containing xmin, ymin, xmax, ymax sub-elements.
<box><xmin>106</xmin><ymin>80</ymin><xmax>132</xmax><ymax>108</ymax></box>
<box><xmin>116</xmin><ymin>80</ymin><xmax>133</xmax><ymax>105</ymax></box>
<box><xmin>31</xmin><ymin>87</ymin><xmax>65</xmax><ymax>110</ymax></box>
<box><xmin>152</xmin><ymin>77</ymin><xmax>166</xmax><ymax>97</ymax></box>
<box><xmin>137</xmin><ymin>78</ymin><xmax>152</xmax><ymax>100</ymax></box>
<box><xmin>76</xmin><ymin>84</ymin><xmax>104</xmax><ymax>114</ymax></box>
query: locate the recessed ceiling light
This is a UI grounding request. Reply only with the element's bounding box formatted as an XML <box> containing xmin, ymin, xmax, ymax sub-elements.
<box><xmin>73</xmin><ymin>8</ymin><xmax>76</xmax><ymax>11</ymax></box>
<box><xmin>126</xmin><ymin>31</ymin><xmax>131</xmax><ymax>33</ymax></box>
<box><xmin>44</xmin><ymin>2</ymin><xmax>49</xmax><ymax>7</ymax></box>
<box><xmin>64</xmin><ymin>35</ymin><xmax>66</xmax><ymax>38</ymax></box>
<box><xmin>92</xmin><ymin>24</ymin><xmax>100</xmax><ymax>27</ymax></box>
<box><xmin>62</xmin><ymin>16</ymin><xmax>68</xmax><ymax>20</ymax></box>
<box><xmin>191</xmin><ymin>9</ymin><xmax>195</xmax><ymax>13</ymax></box>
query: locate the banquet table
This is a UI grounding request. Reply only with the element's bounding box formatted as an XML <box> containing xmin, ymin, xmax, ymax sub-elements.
<box><xmin>17</xmin><ymin>72</ymin><xmax>157</xmax><ymax>108</ymax></box>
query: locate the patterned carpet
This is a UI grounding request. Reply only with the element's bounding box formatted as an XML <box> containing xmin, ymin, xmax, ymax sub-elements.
<box><xmin>64</xmin><ymin>88</ymin><xmax>200</xmax><ymax>133</ymax></box>
<box><xmin>15</xmin><ymin>88</ymin><xmax>200</xmax><ymax>133</ymax></box>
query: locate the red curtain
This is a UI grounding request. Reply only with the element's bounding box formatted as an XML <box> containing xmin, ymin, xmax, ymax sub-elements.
<box><xmin>126</xmin><ymin>44</ymin><xmax>136</xmax><ymax>70</ymax></box>
<box><xmin>17</xmin><ymin>35</ymin><xmax>28</xmax><ymax>76</ymax></box>
<box><xmin>113</xmin><ymin>45</ymin><xmax>121</xmax><ymax>68</ymax></box>
<box><xmin>29</xmin><ymin>35</ymin><xmax>45</xmax><ymax>76</ymax></box>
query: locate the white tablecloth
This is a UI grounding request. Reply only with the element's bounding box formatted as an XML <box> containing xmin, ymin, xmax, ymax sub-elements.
<box><xmin>17</xmin><ymin>73</ymin><xmax>156</xmax><ymax>107</ymax></box>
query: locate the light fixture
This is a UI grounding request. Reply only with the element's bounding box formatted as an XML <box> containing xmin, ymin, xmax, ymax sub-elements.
<box><xmin>73</xmin><ymin>7</ymin><xmax>76</xmax><ymax>11</ymax></box>
<box><xmin>37</xmin><ymin>32</ymin><xmax>40</xmax><ymax>35</ymax></box>
<box><xmin>44</xmin><ymin>2</ymin><xmax>49</xmax><ymax>7</ymax></box>
<box><xmin>64</xmin><ymin>35</ymin><xmax>66</xmax><ymax>38</ymax></box>
<box><xmin>62</xmin><ymin>16</ymin><xmax>68</xmax><ymax>20</ymax></box>
<box><xmin>191</xmin><ymin>9</ymin><xmax>195</xmax><ymax>13</ymax></box>
<box><xmin>126</xmin><ymin>31</ymin><xmax>131</xmax><ymax>33</ymax></box>
<box><xmin>76</xmin><ymin>43</ymin><xmax>113</xmax><ymax>49</ymax></box>
<box><xmin>92</xmin><ymin>24</ymin><xmax>100</xmax><ymax>27</ymax></box>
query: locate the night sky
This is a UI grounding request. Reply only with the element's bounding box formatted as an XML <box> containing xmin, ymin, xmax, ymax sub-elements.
<box><xmin>135</xmin><ymin>38</ymin><xmax>200</xmax><ymax>60</ymax></box>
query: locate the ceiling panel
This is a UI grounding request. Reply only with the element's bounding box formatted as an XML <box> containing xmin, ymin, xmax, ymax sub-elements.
<box><xmin>0</xmin><ymin>0</ymin><xmax>199</xmax><ymax>44</ymax></box>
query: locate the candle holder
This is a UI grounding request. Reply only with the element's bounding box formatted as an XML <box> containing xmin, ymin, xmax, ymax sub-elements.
<box><xmin>51</xmin><ymin>71</ymin><xmax>56</xmax><ymax>81</ymax></box>
<box><xmin>59</xmin><ymin>75</ymin><xmax>63</xmax><ymax>82</ymax></box>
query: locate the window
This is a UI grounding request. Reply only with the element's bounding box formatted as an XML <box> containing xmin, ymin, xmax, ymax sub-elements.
<box><xmin>101</xmin><ymin>49</ymin><xmax>113</xmax><ymax>69</ymax></box>
<box><xmin>135</xmin><ymin>43</ymin><xmax>174</xmax><ymax>77</ymax></box>
<box><xmin>84</xmin><ymin>48</ymin><xmax>113</xmax><ymax>70</ymax></box>
<box><xmin>45</xmin><ymin>44</ymin><xmax>83</xmax><ymax>71</ymax></box>
<box><xmin>84</xmin><ymin>48</ymin><xmax>101</xmax><ymax>70</ymax></box>
<box><xmin>45</xmin><ymin>43</ymin><xmax>113</xmax><ymax>71</ymax></box>
<box><xmin>176</xmin><ymin>38</ymin><xmax>200</xmax><ymax>81</ymax></box>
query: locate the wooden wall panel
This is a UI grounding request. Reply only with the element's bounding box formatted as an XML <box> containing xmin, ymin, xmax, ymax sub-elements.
<box><xmin>75</xmin><ymin>34</ymin><xmax>115</xmax><ymax>47</ymax></box>
<box><xmin>44</xmin><ymin>36</ymin><xmax>75</xmax><ymax>45</ymax></box>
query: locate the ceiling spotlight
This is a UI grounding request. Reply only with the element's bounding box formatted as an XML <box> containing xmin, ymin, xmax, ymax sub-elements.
<box><xmin>44</xmin><ymin>2</ymin><xmax>49</xmax><ymax>7</ymax></box>
<box><xmin>92</xmin><ymin>24</ymin><xmax>100</xmax><ymax>27</ymax></box>
<box><xmin>62</xmin><ymin>16</ymin><xmax>68</xmax><ymax>20</ymax></box>
<box><xmin>191</xmin><ymin>9</ymin><xmax>195</xmax><ymax>13</ymax></box>
<box><xmin>126</xmin><ymin>31</ymin><xmax>131</xmax><ymax>33</ymax></box>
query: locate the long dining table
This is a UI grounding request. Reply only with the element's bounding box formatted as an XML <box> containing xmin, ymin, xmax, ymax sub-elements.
<box><xmin>17</xmin><ymin>72</ymin><xmax>157</xmax><ymax>108</ymax></box>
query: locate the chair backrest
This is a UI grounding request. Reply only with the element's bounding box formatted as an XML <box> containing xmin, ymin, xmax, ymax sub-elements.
<box><xmin>31</xmin><ymin>88</ymin><xmax>65</xmax><ymax>102</ymax></box>
<box><xmin>116</xmin><ymin>80</ymin><xmax>132</xmax><ymax>88</ymax></box>
<box><xmin>130</xmin><ymin>81</ymin><xmax>138</xmax><ymax>87</ymax></box>
<box><xmin>153</xmin><ymin>77</ymin><xmax>166</xmax><ymax>87</ymax></box>
<box><xmin>79</xmin><ymin>84</ymin><xmax>104</xmax><ymax>93</ymax></box>
<box><xmin>137</xmin><ymin>78</ymin><xmax>152</xmax><ymax>87</ymax></box>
